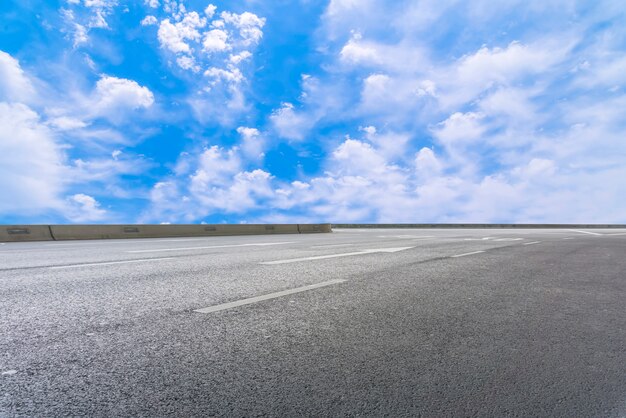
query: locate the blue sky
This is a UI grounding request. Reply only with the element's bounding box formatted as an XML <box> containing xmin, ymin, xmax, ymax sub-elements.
<box><xmin>1</xmin><ymin>0</ymin><xmax>625</xmax><ymax>224</ymax></box>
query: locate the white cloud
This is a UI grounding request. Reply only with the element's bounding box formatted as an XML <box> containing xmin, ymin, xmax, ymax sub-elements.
<box><xmin>47</xmin><ymin>116</ymin><xmax>89</xmax><ymax>130</ymax></box>
<box><xmin>141</xmin><ymin>15</ymin><xmax>158</xmax><ymax>26</ymax></box>
<box><xmin>237</xmin><ymin>126</ymin><xmax>265</xmax><ymax>159</ymax></box>
<box><xmin>157</xmin><ymin>14</ymin><xmax>205</xmax><ymax>54</ymax></box>
<box><xmin>270</xmin><ymin>102</ymin><xmax>317</xmax><ymax>141</ymax></box>
<box><xmin>145</xmin><ymin>0</ymin><xmax>159</xmax><ymax>8</ymax></box>
<box><xmin>0</xmin><ymin>103</ymin><xmax>65</xmax><ymax>214</ymax></box>
<box><xmin>432</xmin><ymin>112</ymin><xmax>486</xmax><ymax>146</ymax></box>
<box><xmin>204</xmin><ymin>66</ymin><xmax>243</xmax><ymax>84</ymax></box>
<box><xmin>415</xmin><ymin>147</ymin><xmax>443</xmax><ymax>180</ymax></box>
<box><xmin>204</xmin><ymin>4</ymin><xmax>217</xmax><ymax>18</ymax></box>
<box><xmin>202</xmin><ymin>29</ymin><xmax>229</xmax><ymax>53</ymax></box>
<box><xmin>93</xmin><ymin>75</ymin><xmax>154</xmax><ymax>116</ymax></box>
<box><xmin>176</xmin><ymin>55</ymin><xmax>199</xmax><ymax>72</ymax></box>
<box><xmin>67</xmin><ymin>193</ymin><xmax>107</xmax><ymax>221</ymax></box>
<box><xmin>340</xmin><ymin>32</ymin><xmax>380</xmax><ymax>64</ymax></box>
<box><xmin>61</xmin><ymin>0</ymin><xmax>119</xmax><ymax>47</ymax></box>
<box><xmin>0</xmin><ymin>51</ymin><xmax>36</xmax><ymax>103</ymax></box>
<box><xmin>143</xmin><ymin>143</ymin><xmax>274</xmax><ymax>221</ymax></box>
<box><xmin>229</xmin><ymin>50</ymin><xmax>252</xmax><ymax>64</ymax></box>
<box><xmin>220</xmin><ymin>11</ymin><xmax>265</xmax><ymax>46</ymax></box>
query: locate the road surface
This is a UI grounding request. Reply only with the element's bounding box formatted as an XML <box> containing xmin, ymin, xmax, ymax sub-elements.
<box><xmin>1</xmin><ymin>228</ymin><xmax>625</xmax><ymax>416</ymax></box>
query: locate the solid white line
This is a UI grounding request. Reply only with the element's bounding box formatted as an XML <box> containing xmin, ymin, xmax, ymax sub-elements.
<box><xmin>127</xmin><ymin>241</ymin><xmax>295</xmax><ymax>253</ymax></box>
<box><xmin>49</xmin><ymin>257</ymin><xmax>175</xmax><ymax>269</ymax></box>
<box><xmin>606</xmin><ymin>232</ymin><xmax>626</xmax><ymax>236</ymax></box>
<box><xmin>567</xmin><ymin>229</ymin><xmax>603</xmax><ymax>236</ymax></box>
<box><xmin>194</xmin><ymin>279</ymin><xmax>347</xmax><ymax>313</ymax></box>
<box><xmin>260</xmin><ymin>247</ymin><xmax>414</xmax><ymax>265</ymax></box>
<box><xmin>562</xmin><ymin>237</ymin><xmax>574</xmax><ymax>240</ymax></box>
<box><xmin>524</xmin><ymin>241</ymin><xmax>541</xmax><ymax>245</ymax></box>
<box><xmin>377</xmin><ymin>235</ymin><xmax>435</xmax><ymax>239</ymax></box>
<box><xmin>450</xmin><ymin>250</ymin><xmax>485</xmax><ymax>258</ymax></box>
<box><xmin>494</xmin><ymin>238</ymin><xmax>523</xmax><ymax>242</ymax></box>
<box><xmin>310</xmin><ymin>243</ymin><xmax>355</xmax><ymax>248</ymax></box>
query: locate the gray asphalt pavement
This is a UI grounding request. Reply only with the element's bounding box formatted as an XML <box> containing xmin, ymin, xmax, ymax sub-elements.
<box><xmin>1</xmin><ymin>228</ymin><xmax>625</xmax><ymax>417</ymax></box>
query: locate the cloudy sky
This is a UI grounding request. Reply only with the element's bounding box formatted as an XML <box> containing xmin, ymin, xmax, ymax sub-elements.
<box><xmin>1</xmin><ymin>0</ymin><xmax>625</xmax><ymax>224</ymax></box>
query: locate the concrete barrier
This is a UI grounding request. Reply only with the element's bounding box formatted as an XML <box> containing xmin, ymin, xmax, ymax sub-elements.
<box><xmin>0</xmin><ymin>225</ymin><xmax>54</xmax><ymax>242</ymax></box>
<box><xmin>0</xmin><ymin>224</ymin><xmax>331</xmax><ymax>242</ymax></box>
<box><xmin>297</xmin><ymin>223</ymin><xmax>332</xmax><ymax>233</ymax></box>
<box><xmin>48</xmin><ymin>224</ymin><xmax>304</xmax><ymax>240</ymax></box>
<box><xmin>332</xmin><ymin>224</ymin><xmax>626</xmax><ymax>229</ymax></box>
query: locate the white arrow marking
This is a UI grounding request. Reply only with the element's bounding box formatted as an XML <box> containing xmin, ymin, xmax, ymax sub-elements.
<box><xmin>260</xmin><ymin>247</ymin><xmax>415</xmax><ymax>265</ymax></box>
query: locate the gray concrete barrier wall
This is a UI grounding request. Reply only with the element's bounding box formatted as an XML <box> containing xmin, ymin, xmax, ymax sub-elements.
<box><xmin>297</xmin><ymin>224</ymin><xmax>332</xmax><ymax>233</ymax></box>
<box><xmin>332</xmin><ymin>224</ymin><xmax>626</xmax><ymax>229</ymax></box>
<box><xmin>0</xmin><ymin>224</ymin><xmax>331</xmax><ymax>242</ymax></box>
<box><xmin>0</xmin><ymin>225</ymin><xmax>54</xmax><ymax>242</ymax></box>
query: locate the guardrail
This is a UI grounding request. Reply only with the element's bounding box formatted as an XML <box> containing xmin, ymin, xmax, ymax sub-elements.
<box><xmin>0</xmin><ymin>224</ymin><xmax>332</xmax><ymax>242</ymax></box>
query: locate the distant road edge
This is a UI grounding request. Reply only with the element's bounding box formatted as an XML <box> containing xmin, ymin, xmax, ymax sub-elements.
<box><xmin>332</xmin><ymin>223</ymin><xmax>626</xmax><ymax>229</ymax></box>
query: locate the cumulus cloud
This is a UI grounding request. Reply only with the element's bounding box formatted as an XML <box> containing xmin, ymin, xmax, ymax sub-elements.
<box><xmin>155</xmin><ymin>5</ymin><xmax>264</xmax><ymax>77</ymax></box>
<box><xmin>220</xmin><ymin>11</ymin><xmax>265</xmax><ymax>45</ymax></box>
<box><xmin>0</xmin><ymin>51</ymin><xmax>36</xmax><ymax>102</ymax></box>
<box><xmin>142</xmin><ymin>143</ymin><xmax>274</xmax><ymax>222</ymax></box>
<box><xmin>0</xmin><ymin>103</ymin><xmax>66</xmax><ymax>214</ymax></box>
<box><xmin>270</xmin><ymin>102</ymin><xmax>317</xmax><ymax>141</ymax></box>
<box><xmin>432</xmin><ymin>112</ymin><xmax>486</xmax><ymax>146</ymax></box>
<box><xmin>202</xmin><ymin>29</ymin><xmax>229</xmax><ymax>53</ymax></box>
<box><xmin>141</xmin><ymin>15</ymin><xmax>158</xmax><ymax>26</ymax></box>
<box><xmin>67</xmin><ymin>193</ymin><xmax>107</xmax><ymax>221</ymax></box>
<box><xmin>157</xmin><ymin>14</ymin><xmax>205</xmax><ymax>54</ymax></box>
<box><xmin>91</xmin><ymin>75</ymin><xmax>154</xmax><ymax>120</ymax></box>
<box><xmin>237</xmin><ymin>126</ymin><xmax>265</xmax><ymax>159</ymax></box>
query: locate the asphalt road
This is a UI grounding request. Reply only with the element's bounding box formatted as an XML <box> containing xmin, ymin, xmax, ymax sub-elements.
<box><xmin>1</xmin><ymin>228</ymin><xmax>625</xmax><ymax>417</ymax></box>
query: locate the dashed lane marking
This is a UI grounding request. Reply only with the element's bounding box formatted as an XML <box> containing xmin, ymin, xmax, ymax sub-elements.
<box><xmin>310</xmin><ymin>243</ymin><xmax>356</xmax><ymax>249</ymax></box>
<box><xmin>567</xmin><ymin>230</ymin><xmax>603</xmax><ymax>236</ymax></box>
<box><xmin>260</xmin><ymin>247</ymin><xmax>415</xmax><ymax>265</ymax></box>
<box><xmin>450</xmin><ymin>250</ymin><xmax>485</xmax><ymax>258</ymax></box>
<box><xmin>194</xmin><ymin>279</ymin><xmax>347</xmax><ymax>314</ymax></box>
<box><xmin>49</xmin><ymin>257</ymin><xmax>175</xmax><ymax>269</ymax></box>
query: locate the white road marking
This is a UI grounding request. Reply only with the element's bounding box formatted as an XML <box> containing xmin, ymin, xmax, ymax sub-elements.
<box><xmin>194</xmin><ymin>279</ymin><xmax>347</xmax><ymax>313</ymax></box>
<box><xmin>606</xmin><ymin>232</ymin><xmax>626</xmax><ymax>236</ymax></box>
<box><xmin>494</xmin><ymin>238</ymin><xmax>524</xmax><ymax>242</ymax></box>
<box><xmin>464</xmin><ymin>237</ymin><xmax>493</xmax><ymax>241</ymax></box>
<box><xmin>127</xmin><ymin>241</ymin><xmax>295</xmax><ymax>253</ymax></box>
<box><xmin>567</xmin><ymin>229</ymin><xmax>603</xmax><ymax>236</ymax></box>
<box><xmin>524</xmin><ymin>241</ymin><xmax>541</xmax><ymax>245</ymax></box>
<box><xmin>450</xmin><ymin>250</ymin><xmax>485</xmax><ymax>258</ymax></box>
<box><xmin>377</xmin><ymin>235</ymin><xmax>434</xmax><ymax>239</ymax></box>
<box><xmin>260</xmin><ymin>246</ymin><xmax>415</xmax><ymax>265</ymax></box>
<box><xmin>562</xmin><ymin>237</ymin><xmax>574</xmax><ymax>240</ymax></box>
<box><xmin>49</xmin><ymin>257</ymin><xmax>174</xmax><ymax>269</ymax></box>
<box><xmin>1</xmin><ymin>370</ymin><xmax>17</xmax><ymax>376</ymax></box>
<box><xmin>310</xmin><ymin>243</ymin><xmax>355</xmax><ymax>248</ymax></box>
